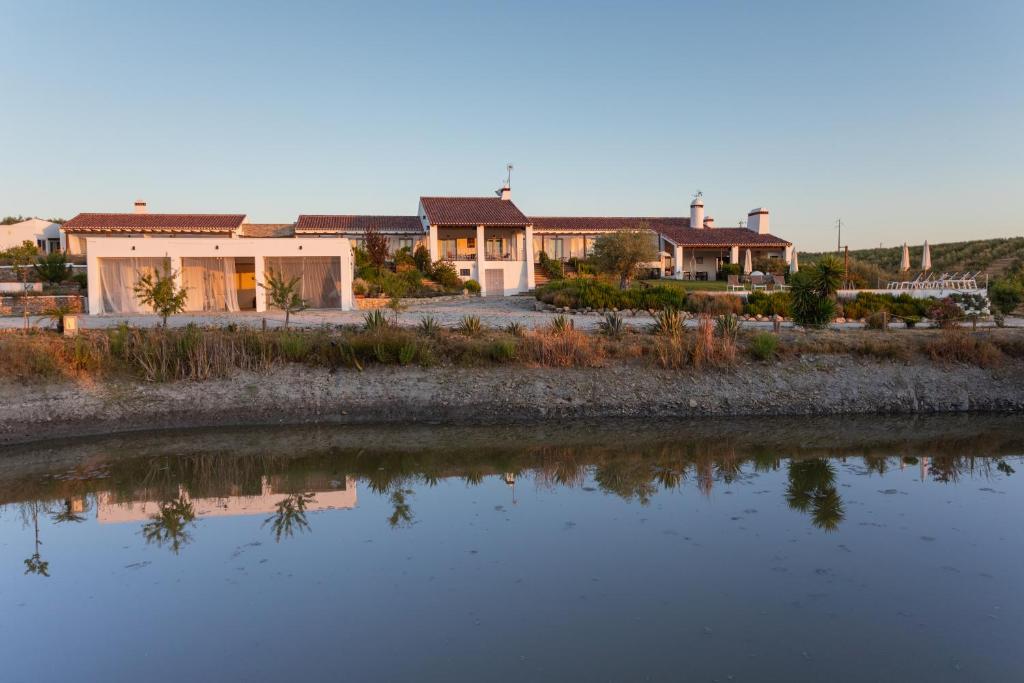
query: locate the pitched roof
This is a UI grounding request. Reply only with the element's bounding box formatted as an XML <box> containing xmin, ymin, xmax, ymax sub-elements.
<box><xmin>63</xmin><ymin>213</ymin><xmax>246</xmax><ymax>233</ymax></box>
<box><xmin>295</xmin><ymin>215</ymin><xmax>422</xmax><ymax>233</ymax></box>
<box><xmin>660</xmin><ymin>227</ymin><xmax>791</xmax><ymax>248</ymax></box>
<box><xmin>530</xmin><ymin>216</ymin><xmax>691</xmax><ymax>232</ymax></box>
<box><xmin>420</xmin><ymin>197</ymin><xmax>529</xmax><ymax>227</ymax></box>
<box><xmin>239</xmin><ymin>223</ymin><xmax>295</xmax><ymax>238</ymax></box>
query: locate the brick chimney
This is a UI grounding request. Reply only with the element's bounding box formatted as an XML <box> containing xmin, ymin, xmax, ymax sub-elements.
<box><xmin>133</xmin><ymin>200</ymin><xmax>148</xmax><ymax>214</ymax></box>
<box><xmin>703</xmin><ymin>215</ymin><xmax>715</xmax><ymax>228</ymax></box>
<box><xmin>495</xmin><ymin>182</ymin><xmax>511</xmax><ymax>200</ymax></box>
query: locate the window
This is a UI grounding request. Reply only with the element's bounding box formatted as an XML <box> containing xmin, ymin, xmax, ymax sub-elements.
<box><xmin>460</xmin><ymin>268</ymin><xmax>471</xmax><ymax>277</ymax></box>
<box><xmin>398</xmin><ymin>238</ymin><xmax>414</xmax><ymax>251</ymax></box>
<box><xmin>696</xmin><ymin>256</ymin><xmax>704</xmax><ymax>264</ymax></box>
<box><xmin>486</xmin><ymin>237</ymin><xmax>506</xmax><ymax>259</ymax></box>
<box><xmin>466</xmin><ymin>237</ymin><xmax>476</xmax><ymax>249</ymax></box>
<box><xmin>36</xmin><ymin>239</ymin><xmax>45</xmax><ymax>250</ymax></box>
<box><xmin>440</xmin><ymin>239</ymin><xmax>458</xmax><ymax>260</ymax></box>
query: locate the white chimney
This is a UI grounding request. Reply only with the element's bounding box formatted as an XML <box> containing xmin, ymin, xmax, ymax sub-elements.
<box><xmin>690</xmin><ymin>197</ymin><xmax>704</xmax><ymax>230</ymax></box>
<box><xmin>134</xmin><ymin>200</ymin><xmax>148</xmax><ymax>214</ymax></box>
<box><xmin>747</xmin><ymin>208</ymin><xmax>770</xmax><ymax>234</ymax></box>
<box><xmin>703</xmin><ymin>215</ymin><xmax>715</xmax><ymax>229</ymax></box>
<box><xmin>495</xmin><ymin>183</ymin><xmax>511</xmax><ymax>201</ymax></box>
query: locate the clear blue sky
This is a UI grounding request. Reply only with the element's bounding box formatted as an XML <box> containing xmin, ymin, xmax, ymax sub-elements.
<box><xmin>2</xmin><ymin>0</ymin><xmax>1021</xmax><ymax>251</ymax></box>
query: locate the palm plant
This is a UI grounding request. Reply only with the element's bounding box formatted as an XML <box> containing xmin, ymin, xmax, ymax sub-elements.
<box><xmin>141</xmin><ymin>496</ymin><xmax>197</xmax><ymax>554</ymax></box>
<box><xmin>598</xmin><ymin>311</ymin><xmax>626</xmax><ymax>339</ymax></box>
<box><xmin>263</xmin><ymin>493</ymin><xmax>315</xmax><ymax>542</ymax></box>
<box><xmin>418</xmin><ymin>315</ymin><xmax>440</xmax><ymax>335</ymax></box>
<box><xmin>549</xmin><ymin>314</ymin><xmax>573</xmax><ymax>334</ymax></box>
<box><xmin>363</xmin><ymin>309</ymin><xmax>390</xmax><ymax>332</ymax></box>
<box><xmin>456</xmin><ymin>314</ymin><xmax>483</xmax><ymax>336</ymax></box>
<box><xmin>504</xmin><ymin>321</ymin><xmax>526</xmax><ymax>337</ymax></box>
<box><xmin>37</xmin><ymin>303</ymin><xmax>74</xmax><ymax>334</ymax></box>
<box><xmin>650</xmin><ymin>308</ymin><xmax>684</xmax><ymax>337</ymax></box>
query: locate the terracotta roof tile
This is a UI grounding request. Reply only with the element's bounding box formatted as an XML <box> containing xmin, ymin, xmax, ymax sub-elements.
<box><xmin>420</xmin><ymin>197</ymin><xmax>528</xmax><ymax>226</ymax></box>
<box><xmin>295</xmin><ymin>215</ymin><xmax>422</xmax><ymax>233</ymax></box>
<box><xmin>530</xmin><ymin>216</ymin><xmax>691</xmax><ymax>232</ymax></box>
<box><xmin>63</xmin><ymin>213</ymin><xmax>246</xmax><ymax>233</ymax></box>
<box><xmin>660</xmin><ymin>227</ymin><xmax>791</xmax><ymax>248</ymax></box>
<box><xmin>240</xmin><ymin>223</ymin><xmax>295</xmax><ymax>238</ymax></box>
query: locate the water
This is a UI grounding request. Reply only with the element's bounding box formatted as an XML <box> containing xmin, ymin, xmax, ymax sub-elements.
<box><xmin>2</xmin><ymin>416</ymin><xmax>1023</xmax><ymax>682</ymax></box>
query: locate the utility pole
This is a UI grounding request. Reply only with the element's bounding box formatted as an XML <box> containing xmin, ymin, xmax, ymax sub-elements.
<box><xmin>835</xmin><ymin>219</ymin><xmax>842</xmax><ymax>254</ymax></box>
<box><xmin>844</xmin><ymin>245</ymin><xmax>850</xmax><ymax>290</ymax></box>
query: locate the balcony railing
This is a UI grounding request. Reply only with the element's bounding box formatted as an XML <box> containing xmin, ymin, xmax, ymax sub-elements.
<box><xmin>442</xmin><ymin>252</ymin><xmax>522</xmax><ymax>262</ymax></box>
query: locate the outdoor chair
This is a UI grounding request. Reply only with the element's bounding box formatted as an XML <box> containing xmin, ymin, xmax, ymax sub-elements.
<box><xmin>726</xmin><ymin>274</ymin><xmax>744</xmax><ymax>291</ymax></box>
<box><xmin>750</xmin><ymin>274</ymin><xmax>765</xmax><ymax>290</ymax></box>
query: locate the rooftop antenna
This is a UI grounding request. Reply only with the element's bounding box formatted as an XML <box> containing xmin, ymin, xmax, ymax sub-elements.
<box><xmin>738</xmin><ymin>218</ymin><xmax>746</xmax><ymax>228</ymax></box>
<box><xmin>693</xmin><ymin>190</ymin><xmax>703</xmax><ymax>199</ymax></box>
<box><xmin>505</xmin><ymin>163</ymin><xmax>514</xmax><ymax>187</ymax></box>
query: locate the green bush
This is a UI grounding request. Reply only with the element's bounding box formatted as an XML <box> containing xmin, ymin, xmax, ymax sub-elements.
<box><xmin>535</xmin><ymin>278</ymin><xmax>686</xmax><ymax>312</ymax></box>
<box><xmin>538</xmin><ymin>251</ymin><xmax>564</xmax><ymax>280</ymax></box>
<box><xmin>744</xmin><ymin>291</ymin><xmax>791</xmax><ymax>317</ymax></box>
<box><xmin>686</xmin><ymin>293</ymin><xmax>744</xmax><ymax>316</ymax></box>
<box><xmin>790</xmin><ymin>268</ymin><xmax>835</xmax><ymax>328</ymax></box>
<box><xmin>430</xmin><ymin>260</ymin><xmax>462</xmax><ymax>289</ymax></box>
<box><xmin>749</xmin><ymin>332</ymin><xmax>779</xmax><ymax>361</ymax></box>
<box><xmin>464</xmin><ymin>279</ymin><xmax>481</xmax><ymax>294</ymax></box>
<box><xmin>413</xmin><ymin>245</ymin><xmax>432</xmax><ymax>274</ymax></box>
<box><xmin>989</xmin><ymin>279</ymin><xmax>1024</xmax><ymax>315</ymax></box>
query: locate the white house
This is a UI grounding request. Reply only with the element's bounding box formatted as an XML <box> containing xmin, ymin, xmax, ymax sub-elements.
<box><xmin>0</xmin><ymin>218</ymin><xmax>64</xmax><ymax>253</ymax></box>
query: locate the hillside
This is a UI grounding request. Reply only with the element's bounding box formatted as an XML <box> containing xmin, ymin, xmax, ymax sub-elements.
<box><xmin>803</xmin><ymin>236</ymin><xmax>1024</xmax><ymax>283</ymax></box>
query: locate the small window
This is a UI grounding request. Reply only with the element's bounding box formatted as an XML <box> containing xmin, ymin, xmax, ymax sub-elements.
<box><xmin>467</xmin><ymin>237</ymin><xmax>476</xmax><ymax>249</ymax></box>
<box><xmin>36</xmin><ymin>239</ymin><xmax>45</xmax><ymax>249</ymax></box>
<box><xmin>696</xmin><ymin>256</ymin><xmax>704</xmax><ymax>264</ymax></box>
<box><xmin>460</xmin><ymin>269</ymin><xmax>471</xmax><ymax>277</ymax></box>
<box><xmin>398</xmin><ymin>238</ymin><xmax>414</xmax><ymax>251</ymax></box>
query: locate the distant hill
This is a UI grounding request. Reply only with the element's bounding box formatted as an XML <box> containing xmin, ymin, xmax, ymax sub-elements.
<box><xmin>803</xmin><ymin>236</ymin><xmax>1024</xmax><ymax>285</ymax></box>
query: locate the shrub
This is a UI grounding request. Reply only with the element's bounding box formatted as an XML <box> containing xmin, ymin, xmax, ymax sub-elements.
<box><xmin>464</xmin><ymin>279</ymin><xmax>481</xmax><ymax>294</ymax></box>
<box><xmin>749</xmin><ymin>332</ymin><xmax>779</xmax><ymax>361</ymax></box>
<box><xmin>413</xmin><ymin>245</ymin><xmax>432</xmax><ymax>274</ymax></box>
<box><xmin>789</xmin><ymin>270</ymin><xmax>835</xmax><ymax>328</ymax></box>
<box><xmin>687</xmin><ymin>293</ymin><xmax>743</xmax><ymax>316</ymax></box>
<box><xmin>71</xmin><ymin>271</ymin><xmax>88</xmax><ymax>292</ymax></box>
<box><xmin>744</xmin><ymin>291</ymin><xmax>790</xmax><ymax>318</ymax></box>
<box><xmin>520</xmin><ymin>328</ymin><xmax>604</xmax><ymax>367</ymax></box>
<box><xmin>352</xmin><ymin>278</ymin><xmax>370</xmax><ymax>296</ymax></box>
<box><xmin>488</xmin><ymin>339</ymin><xmax>517</xmax><ymax>362</ymax></box>
<box><xmin>925</xmin><ymin>329</ymin><xmax>1003</xmax><ymax>368</ymax></box>
<box><xmin>34</xmin><ymin>252</ymin><xmax>72</xmax><ymax>283</ymax></box>
<box><xmin>928</xmin><ymin>298</ymin><xmax>962</xmax><ymax>329</ymax></box>
<box><xmin>538</xmin><ymin>251</ymin><xmax>564</xmax><ymax>280</ymax></box>
<box><xmin>715</xmin><ymin>313</ymin><xmax>740</xmax><ymax>342</ymax></box>
<box><xmin>431</xmin><ymin>260</ymin><xmax>462</xmax><ymax>289</ymax></box>
<box><xmin>456</xmin><ymin>314</ymin><xmax>483</xmax><ymax>336</ymax></box>
<box><xmin>865</xmin><ymin>311</ymin><xmax>889</xmax><ymax>330</ymax></box>
<box><xmin>989</xmin><ymin>279</ymin><xmax>1024</xmax><ymax>315</ymax></box>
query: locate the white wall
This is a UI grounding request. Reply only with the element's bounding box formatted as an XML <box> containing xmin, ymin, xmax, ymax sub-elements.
<box><xmin>0</xmin><ymin>219</ymin><xmax>64</xmax><ymax>252</ymax></box>
<box><xmin>85</xmin><ymin>236</ymin><xmax>354</xmax><ymax>315</ymax></box>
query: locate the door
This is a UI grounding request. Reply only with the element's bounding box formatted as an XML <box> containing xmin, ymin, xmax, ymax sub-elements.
<box><xmin>484</xmin><ymin>268</ymin><xmax>505</xmax><ymax>297</ymax></box>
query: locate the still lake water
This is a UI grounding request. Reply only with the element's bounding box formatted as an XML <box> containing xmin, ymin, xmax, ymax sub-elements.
<box><xmin>1</xmin><ymin>416</ymin><xmax>1023</xmax><ymax>682</ymax></box>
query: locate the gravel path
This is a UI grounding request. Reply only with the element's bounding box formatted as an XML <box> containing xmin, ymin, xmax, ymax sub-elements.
<box><xmin>1</xmin><ymin>294</ymin><xmax>1021</xmax><ymax>331</ymax></box>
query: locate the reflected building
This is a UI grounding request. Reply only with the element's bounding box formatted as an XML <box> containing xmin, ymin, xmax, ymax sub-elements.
<box><xmin>96</xmin><ymin>476</ymin><xmax>357</xmax><ymax>523</ymax></box>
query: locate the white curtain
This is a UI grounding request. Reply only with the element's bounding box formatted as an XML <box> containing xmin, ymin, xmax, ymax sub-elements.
<box><xmin>98</xmin><ymin>258</ymin><xmax>165</xmax><ymax>314</ymax></box>
<box><xmin>182</xmin><ymin>258</ymin><xmax>240</xmax><ymax>312</ymax></box>
<box><xmin>265</xmin><ymin>257</ymin><xmax>341</xmax><ymax>309</ymax></box>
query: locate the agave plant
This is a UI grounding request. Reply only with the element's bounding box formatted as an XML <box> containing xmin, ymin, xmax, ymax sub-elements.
<box><xmin>418</xmin><ymin>315</ymin><xmax>440</xmax><ymax>336</ymax></box>
<box><xmin>549</xmin><ymin>314</ymin><xmax>573</xmax><ymax>334</ymax></box>
<box><xmin>504</xmin><ymin>321</ymin><xmax>526</xmax><ymax>337</ymax></box>
<box><xmin>598</xmin><ymin>311</ymin><xmax>626</xmax><ymax>339</ymax></box>
<box><xmin>715</xmin><ymin>312</ymin><xmax>740</xmax><ymax>341</ymax></box>
<box><xmin>456</xmin><ymin>314</ymin><xmax>484</xmax><ymax>336</ymax></box>
<box><xmin>650</xmin><ymin>308</ymin><xmax>684</xmax><ymax>337</ymax></box>
<box><xmin>363</xmin><ymin>309</ymin><xmax>390</xmax><ymax>332</ymax></box>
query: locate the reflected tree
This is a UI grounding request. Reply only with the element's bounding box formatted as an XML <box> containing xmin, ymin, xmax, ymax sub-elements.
<box><xmin>142</xmin><ymin>496</ymin><xmax>197</xmax><ymax>554</ymax></box>
<box><xmin>264</xmin><ymin>493</ymin><xmax>315</xmax><ymax>542</ymax></box>
<box><xmin>22</xmin><ymin>501</ymin><xmax>50</xmax><ymax>577</ymax></box>
<box><xmin>51</xmin><ymin>499</ymin><xmax>88</xmax><ymax>525</ymax></box>
<box><xmin>785</xmin><ymin>459</ymin><xmax>845</xmax><ymax>531</ymax></box>
<box><xmin>388</xmin><ymin>489</ymin><xmax>415</xmax><ymax>528</ymax></box>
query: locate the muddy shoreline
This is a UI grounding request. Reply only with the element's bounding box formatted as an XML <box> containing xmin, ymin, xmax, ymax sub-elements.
<box><xmin>2</xmin><ymin>356</ymin><xmax>1023</xmax><ymax>446</ymax></box>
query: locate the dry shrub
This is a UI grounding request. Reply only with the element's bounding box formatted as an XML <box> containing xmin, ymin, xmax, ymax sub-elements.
<box><xmin>520</xmin><ymin>328</ymin><xmax>605</xmax><ymax>367</ymax></box>
<box><xmin>993</xmin><ymin>337</ymin><xmax>1024</xmax><ymax>359</ymax></box>
<box><xmin>0</xmin><ymin>331</ymin><xmax>108</xmax><ymax>381</ymax></box>
<box><xmin>853</xmin><ymin>337</ymin><xmax>912</xmax><ymax>362</ymax></box>
<box><xmin>925</xmin><ymin>329</ymin><xmax>1003</xmax><ymax>368</ymax></box>
<box><xmin>653</xmin><ymin>335</ymin><xmax>688</xmax><ymax>368</ymax></box>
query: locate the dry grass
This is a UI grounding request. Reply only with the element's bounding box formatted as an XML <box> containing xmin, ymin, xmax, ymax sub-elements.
<box><xmin>925</xmin><ymin>329</ymin><xmax>1004</xmax><ymax>368</ymax></box>
<box><xmin>520</xmin><ymin>327</ymin><xmax>606</xmax><ymax>368</ymax></box>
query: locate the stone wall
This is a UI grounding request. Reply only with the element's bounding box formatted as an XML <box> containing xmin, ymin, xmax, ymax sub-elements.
<box><xmin>0</xmin><ymin>295</ymin><xmax>86</xmax><ymax>316</ymax></box>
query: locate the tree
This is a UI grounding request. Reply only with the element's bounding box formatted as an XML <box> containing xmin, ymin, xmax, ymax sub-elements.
<box><xmin>142</xmin><ymin>496</ymin><xmax>197</xmax><ymax>555</ymax></box>
<box><xmin>260</xmin><ymin>269</ymin><xmax>307</xmax><ymax>327</ymax></box>
<box><xmin>263</xmin><ymin>493</ymin><xmax>314</xmax><ymax>542</ymax></box>
<box><xmin>33</xmin><ymin>251</ymin><xmax>72</xmax><ymax>283</ymax></box>
<box><xmin>592</xmin><ymin>230</ymin><xmax>657</xmax><ymax>289</ymax></box>
<box><xmin>2</xmin><ymin>240</ymin><xmax>41</xmax><ymax>330</ymax></box>
<box><xmin>133</xmin><ymin>259</ymin><xmax>188</xmax><ymax>327</ymax></box>
<box><xmin>363</xmin><ymin>225</ymin><xmax>389</xmax><ymax>269</ymax></box>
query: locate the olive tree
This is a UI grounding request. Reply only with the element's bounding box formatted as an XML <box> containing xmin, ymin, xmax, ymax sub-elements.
<box><xmin>260</xmin><ymin>270</ymin><xmax>307</xmax><ymax>327</ymax></box>
<box><xmin>133</xmin><ymin>259</ymin><xmax>189</xmax><ymax>327</ymax></box>
<box><xmin>592</xmin><ymin>229</ymin><xmax>657</xmax><ymax>289</ymax></box>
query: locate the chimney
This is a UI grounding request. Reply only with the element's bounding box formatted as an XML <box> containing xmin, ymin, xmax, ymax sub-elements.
<box><xmin>703</xmin><ymin>215</ymin><xmax>715</xmax><ymax>229</ymax></box>
<box><xmin>495</xmin><ymin>182</ymin><xmax>511</xmax><ymax>201</ymax></box>
<box><xmin>690</xmin><ymin>196</ymin><xmax>704</xmax><ymax>230</ymax></box>
<box><xmin>134</xmin><ymin>200</ymin><xmax>148</xmax><ymax>214</ymax></box>
<box><xmin>747</xmin><ymin>208</ymin><xmax>770</xmax><ymax>235</ymax></box>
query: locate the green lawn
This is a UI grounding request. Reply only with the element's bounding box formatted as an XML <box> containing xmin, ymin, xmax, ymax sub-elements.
<box><xmin>641</xmin><ymin>279</ymin><xmax>728</xmax><ymax>292</ymax></box>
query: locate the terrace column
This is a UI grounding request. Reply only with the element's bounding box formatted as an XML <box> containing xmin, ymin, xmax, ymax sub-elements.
<box><xmin>428</xmin><ymin>225</ymin><xmax>439</xmax><ymax>262</ymax></box>
<box><xmin>339</xmin><ymin>238</ymin><xmax>354</xmax><ymax>311</ymax></box>
<box><xmin>525</xmin><ymin>224</ymin><xmax>535</xmax><ymax>290</ymax></box>
<box><xmin>476</xmin><ymin>224</ymin><xmax>486</xmax><ymax>295</ymax></box>
<box><xmin>254</xmin><ymin>255</ymin><xmax>267</xmax><ymax>312</ymax></box>
<box><xmin>86</xmin><ymin>250</ymin><xmax>102</xmax><ymax>315</ymax></box>
<box><xmin>730</xmin><ymin>245</ymin><xmax>739</xmax><ymax>265</ymax></box>
<box><xmin>168</xmin><ymin>256</ymin><xmax>184</xmax><ymax>300</ymax></box>
<box><xmin>674</xmin><ymin>245</ymin><xmax>683</xmax><ymax>279</ymax></box>
<box><xmin>785</xmin><ymin>245</ymin><xmax>793</xmax><ymax>264</ymax></box>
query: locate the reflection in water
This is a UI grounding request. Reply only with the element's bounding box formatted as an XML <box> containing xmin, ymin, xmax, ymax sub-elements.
<box><xmin>21</xmin><ymin>502</ymin><xmax>49</xmax><ymax>577</ymax></box>
<box><xmin>264</xmin><ymin>493</ymin><xmax>315</xmax><ymax>542</ymax></box>
<box><xmin>785</xmin><ymin>459</ymin><xmax>844</xmax><ymax>531</ymax></box>
<box><xmin>387</xmin><ymin>488</ymin><xmax>415</xmax><ymax>528</ymax></box>
<box><xmin>141</xmin><ymin>495</ymin><xmax>197</xmax><ymax>555</ymax></box>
